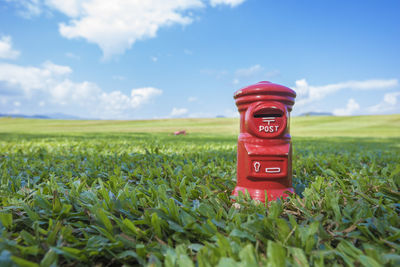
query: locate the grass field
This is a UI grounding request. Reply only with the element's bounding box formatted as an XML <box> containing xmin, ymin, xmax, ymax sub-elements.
<box><xmin>0</xmin><ymin>115</ymin><xmax>399</xmax><ymax>266</ymax></box>
<box><xmin>1</xmin><ymin>114</ymin><xmax>399</xmax><ymax>137</ymax></box>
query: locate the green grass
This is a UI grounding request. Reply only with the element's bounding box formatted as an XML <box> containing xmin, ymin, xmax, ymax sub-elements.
<box><xmin>1</xmin><ymin>114</ymin><xmax>399</xmax><ymax>136</ymax></box>
<box><xmin>0</xmin><ymin>115</ymin><xmax>399</xmax><ymax>266</ymax></box>
<box><xmin>292</xmin><ymin>114</ymin><xmax>400</xmax><ymax>137</ymax></box>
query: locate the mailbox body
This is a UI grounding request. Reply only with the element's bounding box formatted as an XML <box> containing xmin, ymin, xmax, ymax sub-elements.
<box><xmin>233</xmin><ymin>81</ymin><xmax>296</xmax><ymax>202</ymax></box>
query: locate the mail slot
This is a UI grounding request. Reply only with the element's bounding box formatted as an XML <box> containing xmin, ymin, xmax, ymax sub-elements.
<box><xmin>233</xmin><ymin>81</ymin><xmax>296</xmax><ymax>202</ymax></box>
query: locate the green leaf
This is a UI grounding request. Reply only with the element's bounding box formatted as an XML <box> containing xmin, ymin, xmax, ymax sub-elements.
<box><xmin>52</xmin><ymin>247</ymin><xmax>87</xmax><ymax>261</ymax></box>
<box><xmin>164</xmin><ymin>248</ymin><xmax>177</xmax><ymax>267</ymax></box>
<box><xmin>239</xmin><ymin>244</ymin><xmax>258</xmax><ymax>267</ymax></box>
<box><xmin>168</xmin><ymin>220</ymin><xmax>184</xmax><ymax>233</ymax></box>
<box><xmin>0</xmin><ymin>213</ymin><xmax>12</xmax><ymax>229</ymax></box>
<box><xmin>11</xmin><ymin>256</ymin><xmax>39</xmax><ymax>267</ymax></box>
<box><xmin>358</xmin><ymin>255</ymin><xmax>381</xmax><ymax>267</ymax></box>
<box><xmin>217</xmin><ymin>257</ymin><xmax>239</xmax><ymax>267</ymax></box>
<box><xmin>177</xmin><ymin>254</ymin><xmax>194</xmax><ymax>267</ymax></box>
<box><xmin>46</xmin><ymin>221</ymin><xmax>62</xmax><ymax>245</ymax></box>
<box><xmin>20</xmin><ymin>230</ymin><xmax>37</xmax><ymax>246</ymax></box>
<box><xmin>337</xmin><ymin>240</ymin><xmax>363</xmax><ymax>259</ymax></box>
<box><xmin>230</xmin><ymin>229</ymin><xmax>256</xmax><ymax>242</ymax></box>
<box><xmin>151</xmin><ymin>212</ymin><xmax>162</xmax><ymax>237</ymax></box>
<box><xmin>267</xmin><ymin>241</ymin><xmax>286</xmax><ymax>267</ymax></box>
<box><xmin>188</xmin><ymin>243</ymin><xmax>203</xmax><ymax>252</ymax></box>
<box><xmin>40</xmin><ymin>249</ymin><xmax>57</xmax><ymax>267</ymax></box>
<box><xmin>288</xmin><ymin>247</ymin><xmax>309</xmax><ymax>267</ymax></box>
<box><xmin>122</xmin><ymin>218</ymin><xmax>143</xmax><ymax>237</ymax></box>
<box><xmin>95</xmin><ymin>208</ymin><xmax>113</xmax><ymax>233</ymax></box>
<box><xmin>117</xmin><ymin>250</ymin><xmax>138</xmax><ymax>259</ymax></box>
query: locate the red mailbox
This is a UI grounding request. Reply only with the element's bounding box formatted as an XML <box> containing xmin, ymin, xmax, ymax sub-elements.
<box><xmin>232</xmin><ymin>81</ymin><xmax>296</xmax><ymax>202</ymax></box>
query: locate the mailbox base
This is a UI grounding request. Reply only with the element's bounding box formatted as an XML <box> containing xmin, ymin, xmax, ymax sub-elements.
<box><xmin>232</xmin><ymin>186</ymin><xmax>294</xmax><ymax>202</ymax></box>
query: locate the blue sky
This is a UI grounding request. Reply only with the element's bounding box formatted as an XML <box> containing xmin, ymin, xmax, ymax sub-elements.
<box><xmin>0</xmin><ymin>0</ymin><xmax>399</xmax><ymax>119</ymax></box>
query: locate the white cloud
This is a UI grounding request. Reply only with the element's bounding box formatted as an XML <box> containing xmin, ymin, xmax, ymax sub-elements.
<box><xmin>51</xmin><ymin>79</ymin><xmax>101</xmax><ymax>105</ymax></box>
<box><xmin>0</xmin><ymin>35</ymin><xmax>20</xmax><ymax>59</ymax></box>
<box><xmin>384</xmin><ymin>91</ymin><xmax>400</xmax><ymax>105</ymax></box>
<box><xmin>10</xmin><ymin>0</ymin><xmax>246</xmax><ymax>58</ymax></box>
<box><xmin>333</xmin><ymin>98</ymin><xmax>360</xmax><ymax>116</ymax></box>
<box><xmin>0</xmin><ymin>61</ymin><xmax>162</xmax><ymax>118</ymax></box>
<box><xmin>151</xmin><ymin>56</ymin><xmax>158</xmax><ymax>62</ymax></box>
<box><xmin>188</xmin><ymin>96</ymin><xmax>197</xmax><ymax>102</ymax></box>
<box><xmin>210</xmin><ymin>0</ymin><xmax>246</xmax><ymax>7</ymax></box>
<box><xmin>7</xmin><ymin>0</ymin><xmax>43</xmax><ymax>18</ymax></box>
<box><xmin>42</xmin><ymin>61</ymin><xmax>72</xmax><ymax>75</ymax></box>
<box><xmin>13</xmin><ymin>101</ymin><xmax>21</xmax><ymax>107</ymax></box>
<box><xmin>170</xmin><ymin>107</ymin><xmax>188</xmax><ymax>117</ymax></box>
<box><xmin>55</xmin><ymin>0</ymin><xmax>205</xmax><ymax>59</ymax></box>
<box><xmin>0</xmin><ymin>61</ymin><xmax>72</xmax><ymax>97</ymax></box>
<box><xmin>45</xmin><ymin>0</ymin><xmax>82</xmax><ymax>17</ymax></box>
<box><xmin>130</xmin><ymin>87</ymin><xmax>163</xmax><ymax>107</ymax></box>
<box><xmin>295</xmin><ymin>78</ymin><xmax>399</xmax><ymax>106</ymax></box>
<box><xmin>235</xmin><ymin>64</ymin><xmax>263</xmax><ymax>77</ymax></box>
<box><xmin>367</xmin><ymin>91</ymin><xmax>400</xmax><ymax>114</ymax></box>
<box><xmin>65</xmin><ymin>52</ymin><xmax>80</xmax><ymax>60</ymax></box>
<box><xmin>98</xmin><ymin>87</ymin><xmax>161</xmax><ymax>117</ymax></box>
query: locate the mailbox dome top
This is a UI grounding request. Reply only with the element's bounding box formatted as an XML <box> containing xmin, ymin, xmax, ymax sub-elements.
<box><xmin>233</xmin><ymin>81</ymin><xmax>296</xmax><ymax>111</ymax></box>
<box><xmin>234</xmin><ymin>81</ymin><xmax>296</xmax><ymax>99</ymax></box>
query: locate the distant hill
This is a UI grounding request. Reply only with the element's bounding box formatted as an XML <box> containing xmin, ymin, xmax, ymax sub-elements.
<box><xmin>0</xmin><ymin>113</ymin><xmax>50</xmax><ymax>119</ymax></box>
<box><xmin>0</xmin><ymin>113</ymin><xmax>82</xmax><ymax>120</ymax></box>
<box><xmin>299</xmin><ymin>112</ymin><xmax>333</xmax><ymax>116</ymax></box>
<box><xmin>46</xmin><ymin>113</ymin><xmax>83</xmax><ymax>120</ymax></box>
